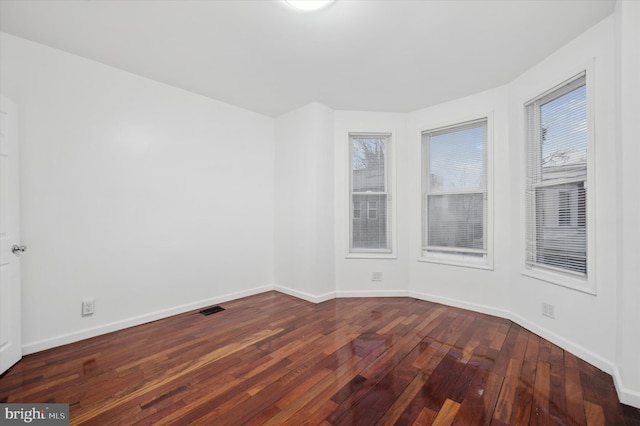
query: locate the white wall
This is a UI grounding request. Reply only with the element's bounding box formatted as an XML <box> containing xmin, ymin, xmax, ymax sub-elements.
<box><xmin>508</xmin><ymin>17</ymin><xmax>617</xmax><ymax>373</ymax></box>
<box><xmin>333</xmin><ymin>111</ymin><xmax>408</xmax><ymax>296</ymax></box>
<box><xmin>407</xmin><ymin>87</ymin><xmax>510</xmax><ymax>316</ymax></box>
<box><xmin>274</xmin><ymin>102</ymin><xmax>335</xmax><ymax>301</ymax></box>
<box><xmin>614</xmin><ymin>0</ymin><xmax>640</xmax><ymax>408</ymax></box>
<box><xmin>0</xmin><ymin>33</ymin><xmax>275</xmax><ymax>353</ymax></box>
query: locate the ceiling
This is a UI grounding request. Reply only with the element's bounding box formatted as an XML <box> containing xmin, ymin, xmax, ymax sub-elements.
<box><xmin>0</xmin><ymin>0</ymin><xmax>615</xmax><ymax>117</ymax></box>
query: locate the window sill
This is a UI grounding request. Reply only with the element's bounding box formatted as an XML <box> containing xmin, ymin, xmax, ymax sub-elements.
<box><xmin>521</xmin><ymin>267</ymin><xmax>595</xmax><ymax>295</ymax></box>
<box><xmin>418</xmin><ymin>254</ymin><xmax>493</xmax><ymax>271</ymax></box>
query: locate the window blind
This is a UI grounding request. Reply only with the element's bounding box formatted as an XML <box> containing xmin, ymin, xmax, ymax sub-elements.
<box><xmin>422</xmin><ymin>119</ymin><xmax>487</xmax><ymax>256</ymax></box>
<box><xmin>525</xmin><ymin>73</ymin><xmax>587</xmax><ymax>275</ymax></box>
<box><xmin>350</xmin><ymin>134</ymin><xmax>391</xmax><ymax>252</ymax></box>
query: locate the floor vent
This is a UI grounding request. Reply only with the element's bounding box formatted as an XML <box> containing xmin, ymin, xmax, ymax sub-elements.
<box><xmin>199</xmin><ymin>306</ymin><xmax>225</xmax><ymax>316</ymax></box>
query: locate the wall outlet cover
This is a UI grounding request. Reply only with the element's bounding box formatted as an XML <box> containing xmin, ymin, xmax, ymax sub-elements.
<box><xmin>82</xmin><ymin>300</ymin><xmax>95</xmax><ymax>316</ymax></box>
<box><xmin>542</xmin><ymin>302</ymin><xmax>555</xmax><ymax>319</ymax></box>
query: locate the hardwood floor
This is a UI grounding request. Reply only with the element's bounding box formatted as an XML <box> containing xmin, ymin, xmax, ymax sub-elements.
<box><xmin>2</xmin><ymin>291</ymin><xmax>639</xmax><ymax>425</ymax></box>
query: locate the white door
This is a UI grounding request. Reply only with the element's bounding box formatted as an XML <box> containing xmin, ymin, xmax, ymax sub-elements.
<box><xmin>0</xmin><ymin>95</ymin><xmax>22</xmax><ymax>374</ymax></box>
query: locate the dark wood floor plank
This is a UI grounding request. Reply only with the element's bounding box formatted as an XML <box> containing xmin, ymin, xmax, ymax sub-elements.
<box><xmin>492</xmin><ymin>372</ymin><xmax>518</xmax><ymax>425</ymax></box>
<box><xmin>329</xmin><ymin>343</ymin><xmax>423</xmax><ymax>425</ymax></box>
<box><xmin>0</xmin><ymin>291</ymin><xmax>634</xmax><ymax>425</ymax></box>
<box><xmin>591</xmin><ymin>367</ymin><xmax>626</xmax><ymax>425</ymax></box>
<box><xmin>413</xmin><ymin>406</ymin><xmax>438</xmax><ymax>425</ymax></box>
<box><xmin>396</xmin><ymin>314</ymin><xmax>486</xmax><ymax>425</ymax></box>
<box><xmin>280</xmin><ymin>352</ymin><xmax>378</xmax><ymax>425</ymax></box>
<box><xmin>493</xmin><ymin>325</ymin><xmax>530</xmax><ymax>424</ymax></box>
<box><xmin>564</xmin><ymin>351</ymin><xmax>587</xmax><ymax>426</ymax></box>
<box><xmin>451</xmin><ymin>369</ymin><xmax>500</xmax><ymax>426</ymax></box>
<box><xmin>432</xmin><ymin>398</ymin><xmax>461</xmax><ymax>425</ymax></box>
<box><xmin>621</xmin><ymin>403</ymin><xmax>640</xmax><ymax>426</ymax></box>
<box><xmin>585</xmin><ymin>400</ymin><xmax>605</xmax><ymax>426</ymax></box>
<box><xmin>509</xmin><ymin>332</ymin><xmax>540</xmax><ymax>425</ymax></box>
<box><xmin>378</xmin><ymin>369</ymin><xmax>428</xmax><ymax>425</ymax></box>
<box><xmin>531</xmin><ymin>360</ymin><xmax>552</xmax><ymax>425</ymax></box>
<box><xmin>549</xmin><ymin>343</ymin><xmax>568</xmax><ymax>423</ymax></box>
<box><xmin>489</xmin><ymin>318</ymin><xmax>511</xmax><ymax>351</ymax></box>
<box><xmin>491</xmin><ymin>323</ymin><xmax>520</xmax><ymax>379</ymax></box>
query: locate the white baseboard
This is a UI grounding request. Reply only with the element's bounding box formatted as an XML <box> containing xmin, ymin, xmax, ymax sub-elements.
<box><xmin>271</xmin><ymin>285</ymin><xmax>411</xmax><ymax>302</ymax></box>
<box><xmin>408</xmin><ymin>290</ymin><xmax>510</xmax><ymax>319</ymax></box>
<box><xmin>273</xmin><ymin>285</ymin><xmax>335</xmax><ymax>303</ymax></box>
<box><xmin>613</xmin><ymin>367</ymin><xmax>640</xmax><ymax>408</ymax></box>
<box><xmin>335</xmin><ymin>289</ymin><xmax>410</xmax><ymax>298</ymax></box>
<box><xmin>21</xmin><ymin>284</ymin><xmax>275</xmax><ymax>355</ymax></box>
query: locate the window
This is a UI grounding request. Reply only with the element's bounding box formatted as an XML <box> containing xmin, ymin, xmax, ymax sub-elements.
<box><xmin>367</xmin><ymin>201</ymin><xmax>377</xmax><ymax>220</ymax></box>
<box><xmin>525</xmin><ymin>72</ymin><xmax>588</xmax><ymax>279</ymax></box>
<box><xmin>350</xmin><ymin>133</ymin><xmax>391</xmax><ymax>253</ymax></box>
<box><xmin>422</xmin><ymin>119</ymin><xmax>488</xmax><ymax>263</ymax></box>
<box><xmin>353</xmin><ymin>201</ymin><xmax>361</xmax><ymax>220</ymax></box>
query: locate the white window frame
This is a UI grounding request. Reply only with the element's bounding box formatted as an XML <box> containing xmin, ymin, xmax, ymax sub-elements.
<box><xmin>420</xmin><ymin>116</ymin><xmax>493</xmax><ymax>270</ymax></box>
<box><xmin>522</xmin><ymin>68</ymin><xmax>596</xmax><ymax>294</ymax></box>
<box><xmin>347</xmin><ymin>132</ymin><xmax>396</xmax><ymax>258</ymax></box>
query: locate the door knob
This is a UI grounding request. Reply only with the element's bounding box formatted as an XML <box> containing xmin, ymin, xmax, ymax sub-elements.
<box><xmin>12</xmin><ymin>244</ymin><xmax>26</xmax><ymax>255</ymax></box>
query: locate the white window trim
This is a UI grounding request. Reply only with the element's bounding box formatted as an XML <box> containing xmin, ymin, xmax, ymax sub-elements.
<box><xmin>346</xmin><ymin>131</ymin><xmax>397</xmax><ymax>259</ymax></box>
<box><xmin>520</xmin><ymin>62</ymin><xmax>596</xmax><ymax>295</ymax></box>
<box><xmin>419</xmin><ymin>114</ymin><xmax>494</xmax><ymax>270</ymax></box>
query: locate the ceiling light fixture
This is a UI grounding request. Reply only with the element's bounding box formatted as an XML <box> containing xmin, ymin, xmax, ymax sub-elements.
<box><xmin>285</xmin><ymin>0</ymin><xmax>334</xmax><ymax>12</ymax></box>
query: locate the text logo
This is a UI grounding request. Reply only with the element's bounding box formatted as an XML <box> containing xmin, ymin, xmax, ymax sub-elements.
<box><xmin>1</xmin><ymin>404</ymin><xmax>69</xmax><ymax>425</ymax></box>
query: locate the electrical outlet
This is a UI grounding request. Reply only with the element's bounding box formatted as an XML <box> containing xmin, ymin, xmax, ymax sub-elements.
<box><xmin>371</xmin><ymin>272</ymin><xmax>382</xmax><ymax>282</ymax></box>
<box><xmin>541</xmin><ymin>302</ymin><xmax>555</xmax><ymax>319</ymax></box>
<box><xmin>82</xmin><ymin>299</ymin><xmax>95</xmax><ymax>316</ymax></box>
